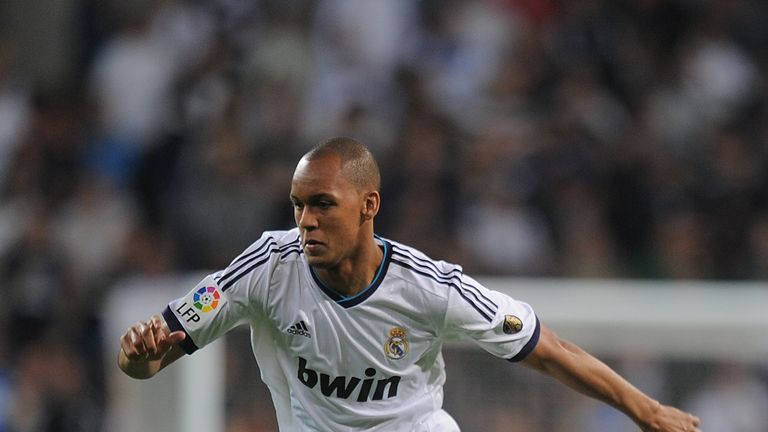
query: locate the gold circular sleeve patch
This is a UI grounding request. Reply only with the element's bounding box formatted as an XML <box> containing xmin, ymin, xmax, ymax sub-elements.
<box><xmin>503</xmin><ymin>315</ymin><xmax>523</xmax><ymax>334</ymax></box>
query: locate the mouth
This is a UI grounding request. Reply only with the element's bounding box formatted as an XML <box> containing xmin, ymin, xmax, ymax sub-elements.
<box><xmin>303</xmin><ymin>239</ymin><xmax>325</xmax><ymax>253</ymax></box>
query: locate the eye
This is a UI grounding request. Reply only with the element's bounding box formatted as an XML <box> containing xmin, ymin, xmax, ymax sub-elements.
<box><xmin>291</xmin><ymin>200</ymin><xmax>304</xmax><ymax>210</ymax></box>
<box><xmin>317</xmin><ymin>200</ymin><xmax>332</xmax><ymax>209</ymax></box>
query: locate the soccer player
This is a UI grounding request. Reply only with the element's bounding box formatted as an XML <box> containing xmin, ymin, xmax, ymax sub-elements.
<box><xmin>118</xmin><ymin>137</ymin><xmax>701</xmax><ymax>431</ymax></box>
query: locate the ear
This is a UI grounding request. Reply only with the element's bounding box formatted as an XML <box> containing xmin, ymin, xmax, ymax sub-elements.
<box><xmin>361</xmin><ymin>191</ymin><xmax>380</xmax><ymax>222</ymax></box>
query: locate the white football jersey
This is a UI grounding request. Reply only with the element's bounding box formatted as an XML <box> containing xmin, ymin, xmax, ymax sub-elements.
<box><xmin>163</xmin><ymin>228</ymin><xmax>540</xmax><ymax>431</ymax></box>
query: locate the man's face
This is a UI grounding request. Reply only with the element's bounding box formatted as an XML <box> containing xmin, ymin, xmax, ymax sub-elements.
<box><xmin>290</xmin><ymin>155</ymin><xmax>367</xmax><ymax>269</ymax></box>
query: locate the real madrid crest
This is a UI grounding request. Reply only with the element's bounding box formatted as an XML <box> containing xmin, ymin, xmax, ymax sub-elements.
<box><xmin>384</xmin><ymin>327</ymin><xmax>409</xmax><ymax>360</ymax></box>
<box><xmin>503</xmin><ymin>315</ymin><xmax>523</xmax><ymax>334</ymax></box>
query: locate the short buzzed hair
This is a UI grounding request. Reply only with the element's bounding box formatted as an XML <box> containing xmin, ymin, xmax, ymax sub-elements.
<box><xmin>303</xmin><ymin>137</ymin><xmax>381</xmax><ymax>191</ymax></box>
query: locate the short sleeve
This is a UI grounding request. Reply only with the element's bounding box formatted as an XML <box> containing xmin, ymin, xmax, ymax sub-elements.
<box><xmin>444</xmin><ymin>274</ymin><xmax>540</xmax><ymax>362</ymax></box>
<box><xmin>163</xmin><ymin>274</ymin><xmax>249</xmax><ymax>354</ymax></box>
<box><xmin>162</xmin><ymin>232</ymin><xmax>283</xmax><ymax>353</ymax></box>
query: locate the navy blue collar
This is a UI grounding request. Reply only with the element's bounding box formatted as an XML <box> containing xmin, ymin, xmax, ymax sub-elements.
<box><xmin>309</xmin><ymin>237</ymin><xmax>392</xmax><ymax>308</ymax></box>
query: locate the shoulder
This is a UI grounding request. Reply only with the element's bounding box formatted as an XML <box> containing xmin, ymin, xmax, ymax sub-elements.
<box><xmin>384</xmin><ymin>238</ymin><xmax>463</xmax><ymax>298</ymax></box>
<box><xmin>243</xmin><ymin>228</ymin><xmax>303</xmax><ymax>262</ymax></box>
<box><xmin>387</xmin><ymin>238</ymin><xmax>463</xmax><ymax>277</ymax></box>
<box><xmin>213</xmin><ymin>228</ymin><xmax>302</xmax><ymax>291</ymax></box>
<box><xmin>261</xmin><ymin>228</ymin><xmax>302</xmax><ymax>249</ymax></box>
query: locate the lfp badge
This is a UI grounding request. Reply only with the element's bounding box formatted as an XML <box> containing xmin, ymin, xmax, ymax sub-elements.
<box><xmin>193</xmin><ymin>286</ymin><xmax>221</xmax><ymax>313</ymax></box>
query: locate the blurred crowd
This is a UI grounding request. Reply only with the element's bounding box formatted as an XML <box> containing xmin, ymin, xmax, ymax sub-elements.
<box><xmin>1</xmin><ymin>0</ymin><xmax>768</xmax><ymax>430</ymax></box>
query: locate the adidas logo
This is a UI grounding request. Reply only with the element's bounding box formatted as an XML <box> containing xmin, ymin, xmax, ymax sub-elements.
<box><xmin>287</xmin><ymin>320</ymin><xmax>311</xmax><ymax>338</ymax></box>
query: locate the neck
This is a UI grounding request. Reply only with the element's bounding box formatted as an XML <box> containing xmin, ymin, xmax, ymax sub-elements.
<box><xmin>314</xmin><ymin>237</ymin><xmax>384</xmax><ymax>298</ymax></box>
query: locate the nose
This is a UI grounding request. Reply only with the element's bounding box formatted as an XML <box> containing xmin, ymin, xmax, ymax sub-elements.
<box><xmin>297</xmin><ymin>207</ymin><xmax>318</xmax><ymax>231</ymax></box>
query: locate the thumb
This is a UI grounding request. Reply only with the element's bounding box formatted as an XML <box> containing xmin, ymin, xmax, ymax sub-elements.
<box><xmin>166</xmin><ymin>331</ymin><xmax>186</xmax><ymax>344</ymax></box>
<box><xmin>157</xmin><ymin>330</ymin><xmax>186</xmax><ymax>352</ymax></box>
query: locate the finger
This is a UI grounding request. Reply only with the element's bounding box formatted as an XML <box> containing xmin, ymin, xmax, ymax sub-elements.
<box><xmin>149</xmin><ymin>318</ymin><xmax>174</xmax><ymax>349</ymax></box>
<box><xmin>166</xmin><ymin>330</ymin><xmax>186</xmax><ymax>344</ymax></box>
<box><xmin>120</xmin><ymin>333</ymin><xmax>139</xmax><ymax>358</ymax></box>
<box><xmin>149</xmin><ymin>315</ymin><xmax>168</xmax><ymax>335</ymax></box>
<box><xmin>123</xmin><ymin>327</ymin><xmax>147</xmax><ymax>359</ymax></box>
<box><xmin>686</xmin><ymin>420</ymin><xmax>701</xmax><ymax>432</ymax></box>
<box><xmin>151</xmin><ymin>318</ymin><xmax>170</xmax><ymax>345</ymax></box>
<box><xmin>131</xmin><ymin>325</ymin><xmax>147</xmax><ymax>352</ymax></box>
<box><xmin>157</xmin><ymin>330</ymin><xmax>186</xmax><ymax>353</ymax></box>
<box><xmin>141</xmin><ymin>320</ymin><xmax>158</xmax><ymax>355</ymax></box>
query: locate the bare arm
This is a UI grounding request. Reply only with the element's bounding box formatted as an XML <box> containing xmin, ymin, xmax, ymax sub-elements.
<box><xmin>118</xmin><ymin>314</ymin><xmax>187</xmax><ymax>379</ymax></box>
<box><xmin>521</xmin><ymin>324</ymin><xmax>700</xmax><ymax>432</ymax></box>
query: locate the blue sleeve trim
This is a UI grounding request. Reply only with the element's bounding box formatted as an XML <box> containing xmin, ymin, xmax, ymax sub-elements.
<box><xmin>162</xmin><ymin>305</ymin><xmax>199</xmax><ymax>355</ymax></box>
<box><xmin>508</xmin><ymin>316</ymin><xmax>541</xmax><ymax>363</ymax></box>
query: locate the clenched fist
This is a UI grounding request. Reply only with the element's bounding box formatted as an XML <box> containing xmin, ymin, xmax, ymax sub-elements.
<box><xmin>118</xmin><ymin>315</ymin><xmax>186</xmax><ymax>379</ymax></box>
